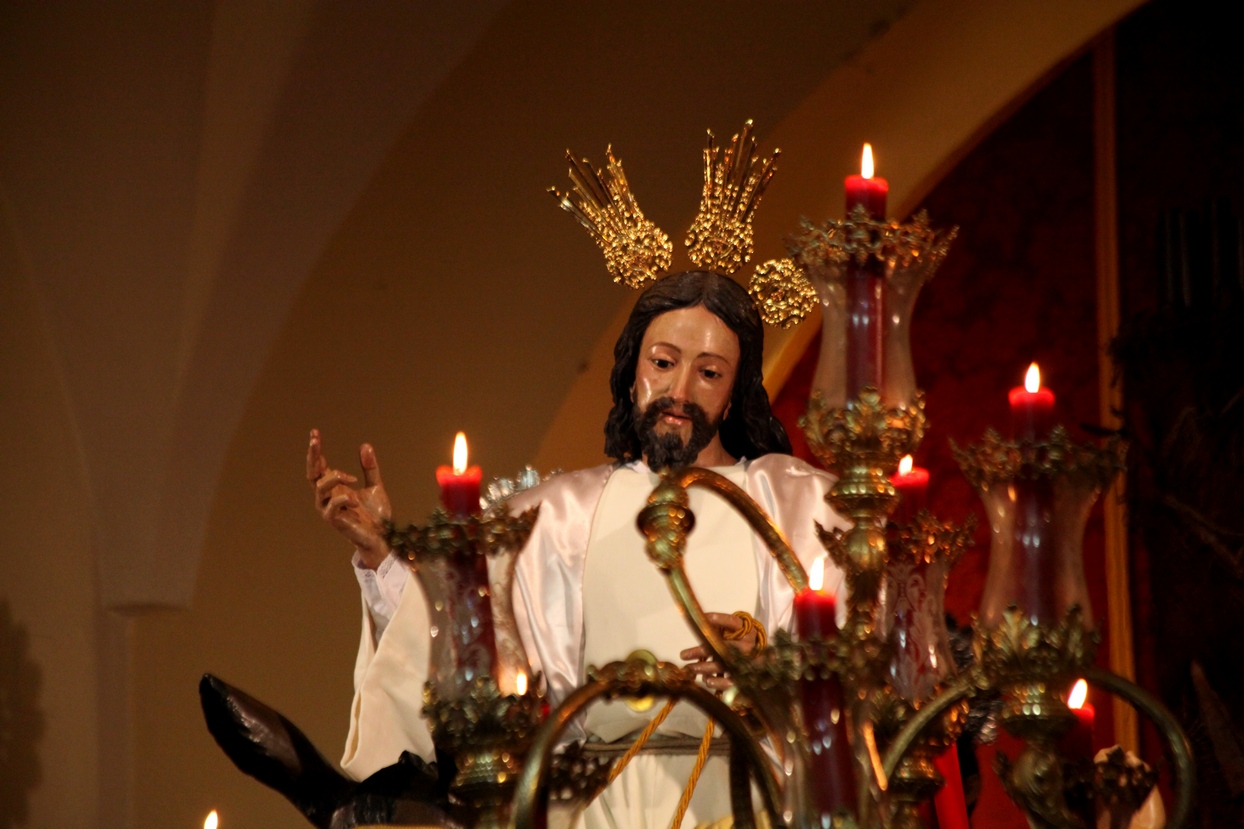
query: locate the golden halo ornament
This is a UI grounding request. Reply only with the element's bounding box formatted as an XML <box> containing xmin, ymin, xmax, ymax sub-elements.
<box><xmin>551</xmin><ymin>120</ymin><xmax>814</xmax><ymax>327</ymax></box>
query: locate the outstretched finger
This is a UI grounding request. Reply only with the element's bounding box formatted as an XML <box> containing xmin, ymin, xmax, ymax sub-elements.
<box><xmin>359</xmin><ymin>443</ymin><xmax>383</xmax><ymax>488</ymax></box>
<box><xmin>307</xmin><ymin>429</ymin><xmax>328</xmax><ymax>481</ymax></box>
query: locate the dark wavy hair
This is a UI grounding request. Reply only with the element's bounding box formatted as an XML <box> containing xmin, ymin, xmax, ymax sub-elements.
<box><xmin>604</xmin><ymin>271</ymin><xmax>791</xmax><ymax>463</ymax></box>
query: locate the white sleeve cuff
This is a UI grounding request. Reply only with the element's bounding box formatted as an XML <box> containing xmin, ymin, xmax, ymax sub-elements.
<box><xmin>352</xmin><ymin>550</ymin><xmax>408</xmax><ymax>640</ymax></box>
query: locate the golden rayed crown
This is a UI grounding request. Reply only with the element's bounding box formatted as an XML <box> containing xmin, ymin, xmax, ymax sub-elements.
<box><xmin>551</xmin><ymin>121</ymin><xmax>816</xmax><ymax>328</ymax></box>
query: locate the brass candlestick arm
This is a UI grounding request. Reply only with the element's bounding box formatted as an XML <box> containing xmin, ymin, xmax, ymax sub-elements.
<box><xmin>637</xmin><ymin>467</ymin><xmax>810</xmax><ymax>674</ymax></box>
<box><xmin>510</xmin><ymin>655</ymin><xmax>785</xmax><ymax>829</ymax></box>
<box><xmin>638</xmin><ymin>469</ymin><xmax>891</xmax><ymax>826</ymax></box>
<box><xmin>802</xmin><ymin>390</ymin><xmax>927</xmax><ymax>639</ymax></box>
<box><xmin>1082</xmin><ymin>667</ymin><xmax>1196</xmax><ymax>829</ymax></box>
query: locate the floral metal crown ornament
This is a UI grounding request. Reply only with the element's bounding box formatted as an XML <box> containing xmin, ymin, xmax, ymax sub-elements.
<box><xmin>551</xmin><ymin>120</ymin><xmax>817</xmax><ymax>328</ymax></box>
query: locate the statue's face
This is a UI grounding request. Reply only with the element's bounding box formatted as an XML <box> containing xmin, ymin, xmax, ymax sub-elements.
<box><xmin>631</xmin><ymin>305</ymin><xmax>739</xmax><ymax>466</ymax></box>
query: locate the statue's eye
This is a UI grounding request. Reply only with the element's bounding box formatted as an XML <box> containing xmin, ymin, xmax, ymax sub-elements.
<box><xmin>702</xmin><ymin>368</ymin><xmax>722</xmax><ymax>380</ymax></box>
<box><xmin>651</xmin><ymin>358</ymin><xmax>674</xmax><ymax>370</ymax></box>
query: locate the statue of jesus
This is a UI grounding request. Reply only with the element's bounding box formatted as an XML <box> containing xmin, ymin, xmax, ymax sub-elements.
<box><xmin>309</xmin><ymin>269</ymin><xmax>847</xmax><ymax>828</ymax></box>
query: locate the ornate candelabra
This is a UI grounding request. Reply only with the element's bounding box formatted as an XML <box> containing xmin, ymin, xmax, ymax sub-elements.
<box><xmin>515</xmin><ymin>205</ymin><xmax>1195</xmax><ymax>829</ymax></box>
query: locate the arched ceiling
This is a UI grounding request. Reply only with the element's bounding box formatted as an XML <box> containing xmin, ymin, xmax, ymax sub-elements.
<box><xmin>0</xmin><ymin>1</ymin><xmax>918</xmax><ymax>608</ymax></box>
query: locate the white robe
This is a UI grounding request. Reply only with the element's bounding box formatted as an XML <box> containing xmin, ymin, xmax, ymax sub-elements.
<box><xmin>342</xmin><ymin>455</ymin><xmax>848</xmax><ymax>827</ymax></box>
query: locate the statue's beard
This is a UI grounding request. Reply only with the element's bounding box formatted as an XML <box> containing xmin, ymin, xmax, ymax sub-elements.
<box><xmin>634</xmin><ymin>397</ymin><xmax>720</xmax><ymax>471</ymax></box>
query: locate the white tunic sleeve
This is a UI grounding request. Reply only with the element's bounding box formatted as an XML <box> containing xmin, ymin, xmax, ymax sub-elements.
<box><xmin>341</xmin><ymin>562</ymin><xmax>434</xmax><ymax>779</ymax></box>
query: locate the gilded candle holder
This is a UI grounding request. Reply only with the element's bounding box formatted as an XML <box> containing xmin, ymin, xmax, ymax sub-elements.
<box><xmin>975</xmin><ymin>606</ymin><xmax>1099</xmax><ymax>829</ymax></box>
<box><xmin>1092</xmin><ymin>746</ymin><xmax>1159</xmax><ymax>829</ymax></box>
<box><xmin>788</xmin><ymin>208</ymin><xmax>954</xmax><ymax>638</ymax></box>
<box><xmin>750</xmin><ymin>633</ymin><xmax>878</xmax><ymax>829</ymax></box>
<box><xmin>386</xmin><ymin>508</ymin><xmax>544</xmax><ymax>827</ymax></box>
<box><xmin>949</xmin><ymin>427</ymin><xmax>1126</xmax><ymax>827</ymax></box>
<box><xmin>787</xmin><ymin>208</ymin><xmax>958</xmax><ymax>412</ymax></box>
<box><xmin>784</xmin><ymin>208</ymin><xmax>957</xmax><ymax>828</ymax></box>
<box><xmin>802</xmin><ymin>390</ymin><xmax>927</xmax><ymax>640</ymax></box>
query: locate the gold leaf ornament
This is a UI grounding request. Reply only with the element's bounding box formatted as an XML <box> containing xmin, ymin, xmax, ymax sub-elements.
<box><xmin>551</xmin><ymin>121</ymin><xmax>801</xmax><ymax>327</ymax></box>
<box><xmin>685</xmin><ymin>120</ymin><xmax>780</xmax><ymax>275</ymax></box>
<box><xmin>748</xmin><ymin>258</ymin><xmax>816</xmax><ymax>328</ymax></box>
<box><xmin>550</xmin><ymin>148</ymin><xmax>672</xmax><ymax>289</ymax></box>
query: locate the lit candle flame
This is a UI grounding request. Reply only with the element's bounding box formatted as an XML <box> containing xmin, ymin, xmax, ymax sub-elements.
<box><xmin>516</xmin><ymin>672</ymin><xmax>528</xmax><ymax>696</ymax></box>
<box><xmin>204</xmin><ymin>810</ymin><xmax>219</xmax><ymax>829</ymax></box>
<box><xmin>861</xmin><ymin>143</ymin><xmax>875</xmax><ymax>179</ymax></box>
<box><xmin>1068</xmin><ymin>678</ymin><xmax>1088</xmax><ymax>710</ymax></box>
<box><xmin>898</xmin><ymin>455</ymin><xmax>913</xmax><ymax>476</ymax></box>
<box><xmin>452</xmin><ymin>432</ymin><xmax>468</xmax><ymax>475</ymax></box>
<box><xmin>809</xmin><ymin>555</ymin><xmax>826</xmax><ymax>592</ymax></box>
<box><xmin>1024</xmin><ymin>363</ymin><xmax>1042</xmax><ymax>393</ymax></box>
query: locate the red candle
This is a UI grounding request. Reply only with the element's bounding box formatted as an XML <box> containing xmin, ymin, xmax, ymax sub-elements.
<box><xmin>1061</xmin><ymin>679</ymin><xmax>1097</xmax><ymax>762</ymax></box>
<box><xmin>1012</xmin><ymin>476</ymin><xmax>1058</xmax><ymax>622</ymax></box>
<box><xmin>795</xmin><ymin>556</ymin><xmax>840</xmax><ymax>640</ymax></box>
<box><xmin>436</xmin><ymin>432</ymin><xmax>483</xmax><ymax>516</ymax></box>
<box><xmin>844</xmin><ymin>144</ymin><xmax>887</xmax><ymax>397</ymax></box>
<box><xmin>845</xmin><ymin>267</ymin><xmax>884</xmax><ymax>397</ymax></box>
<box><xmin>1008</xmin><ymin>363</ymin><xmax>1055</xmax><ymax>441</ymax></box>
<box><xmin>794</xmin><ymin>557</ymin><xmax>857</xmax><ymax>816</ymax></box>
<box><xmin>1004</xmin><ymin>364</ymin><xmax>1059</xmax><ymax>620</ymax></box>
<box><xmin>845</xmin><ymin>143</ymin><xmax>889</xmax><ymax>219</ymax></box>
<box><xmin>434</xmin><ymin>433</ymin><xmax>497</xmax><ymax>672</ymax></box>
<box><xmin>891</xmin><ymin>455</ymin><xmax>930</xmax><ymax>524</ymax></box>
<box><xmin>932</xmin><ymin>747</ymin><xmax>971</xmax><ymax>829</ymax></box>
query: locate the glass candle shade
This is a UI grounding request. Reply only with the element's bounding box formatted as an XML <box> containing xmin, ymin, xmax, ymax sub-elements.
<box><xmin>808</xmin><ymin>258</ymin><xmax>928</xmax><ymax>410</ymax></box>
<box><xmin>881</xmin><ymin>550</ymin><xmax>955</xmax><ymax>704</ymax></box>
<box><xmin>389</xmin><ymin>511</ymin><xmax>538</xmax><ymax>703</ymax></box>
<box><xmin>879</xmin><ymin>515</ymin><xmax>972</xmax><ymax>704</ymax></box>
<box><xmin>975</xmin><ymin>474</ymin><xmax>1099</xmax><ymax>627</ymax></box>
<box><xmin>954</xmin><ymin>429</ymin><xmax>1123</xmax><ymax>627</ymax></box>
<box><xmin>415</xmin><ymin>551</ymin><xmax>500</xmax><ymax>698</ymax></box>
<box><xmin>801</xmin><ymin>224</ymin><xmax>951</xmax><ymax>411</ymax></box>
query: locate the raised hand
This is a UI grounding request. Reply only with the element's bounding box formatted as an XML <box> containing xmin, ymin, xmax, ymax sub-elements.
<box><xmin>307</xmin><ymin>429</ymin><xmax>392</xmax><ymax>569</ymax></box>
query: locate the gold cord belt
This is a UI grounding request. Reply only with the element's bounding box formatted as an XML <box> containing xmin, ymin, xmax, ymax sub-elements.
<box><xmin>597</xmin><ymin>612</ymin><xmax>767</xmax><ymax>829</ymax></box>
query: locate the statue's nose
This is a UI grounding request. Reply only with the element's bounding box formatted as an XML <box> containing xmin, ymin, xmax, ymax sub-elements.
<box><xmin>667</xmin><ymin>365</ymin><xmax>692</xmax><ymax>402</ymax></box>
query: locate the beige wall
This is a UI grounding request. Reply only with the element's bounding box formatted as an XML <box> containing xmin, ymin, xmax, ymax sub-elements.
<box><xmin>0</xmin><ymin>207</ymin><xmax>100</xmax><ymax>828</ymax></box>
